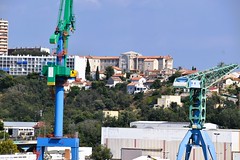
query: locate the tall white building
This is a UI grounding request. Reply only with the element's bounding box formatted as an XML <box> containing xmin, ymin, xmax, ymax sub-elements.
<box><xmin>0</xmin><ymin>19</ymin><xmax>8</xmax><ymax>55</ymax></box>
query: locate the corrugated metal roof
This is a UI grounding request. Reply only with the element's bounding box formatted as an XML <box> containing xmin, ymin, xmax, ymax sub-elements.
<box><xmin>4</xmin><ymin>121</ymin><xmax>37</xmax><ymax>127</ymax></box>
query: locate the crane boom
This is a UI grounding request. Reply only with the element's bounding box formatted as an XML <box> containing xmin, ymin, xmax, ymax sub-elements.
<box><xmin>173</xmin><ymin>64</ymin><xmax>239</xmax><ymax>89</ymax></box>
<box><xmin>175</xmin><ymin>63</ymin><xmax>239</xmax><ymax>160</ymax></box>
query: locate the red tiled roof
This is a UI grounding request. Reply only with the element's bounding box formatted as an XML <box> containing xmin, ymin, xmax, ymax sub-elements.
<box><xmin>137</xmin><ymin>56</ymin><xmax>163</xmax><ymax>59</ymax></box>
<box><xmin>112</xmin><ymin>73</ymin><xmax>124</xmax><ymax>77</ymax></box>
<box><xmin>85</xmin><ymin>56</ymin><xmax>119</xmax><ymax>60</ymax></box>
<box><xmin>131</xmin><ymin>77</ymin><xmax>142</xmax><ymax>81</ymax></box>
<box><xmin>110</xmin><ymin>76</ymin><xmax>122</xmax><ymax>81</ymax></box>
<box><xmin>144</xmin><ymin>59</ymin><xmax>156</xmax><ymax>62</ymax></box>
<box><xmin>180</xmin><ymin>69</ymin><xmax>198</xmax><ymax>75</ymax></box>
<box><xmin>146</xmin><ymin>70</ymin><xmax>160</xmax><ymax>72</ymax></box>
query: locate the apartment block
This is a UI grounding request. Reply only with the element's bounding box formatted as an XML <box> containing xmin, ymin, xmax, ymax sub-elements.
<box><xmin>0</xmin><ymin>19</ymin><xmax>8</xmax><ymax>55</ymax></box>
<box><xmin>0</xmin><ymin>54</ymin><xmax>85</xmax><ymax>80</ymax></box>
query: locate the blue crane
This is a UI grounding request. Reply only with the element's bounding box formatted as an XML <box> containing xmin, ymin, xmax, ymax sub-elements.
<box><xmin>173</xmin><ymin>64</ymin><xmax>239</xmax><ymax>160</ymax></box>
<box><xmin>37</xmin><ymin>0</ymin><xmax>79</xmax><ymax>159</ymax></box>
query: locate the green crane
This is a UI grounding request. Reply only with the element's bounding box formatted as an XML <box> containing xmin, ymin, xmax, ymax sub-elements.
<box><xmin>37</xmin><ymin>1</ymin><xmax>79</xmax><ymax>160</ymax></box>
<box><xmin>42</xmin><ymin>0</ymin><xmax>77</xmax><ymax>86</ymax></box>
<box><xmin>173</xmin><ymin>63</ymin><xmax>239</xmax><ymax>160</ymax></box>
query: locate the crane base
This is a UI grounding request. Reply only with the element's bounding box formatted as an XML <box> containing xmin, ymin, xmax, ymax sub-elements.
<box><xmin>176</xmin><ymin>129</ymin><xmax>216</xmax><ymax>160</ymax></box>
<box><xmin>36</xmin><ymin>137</ymin><xmax>79</xmax><ymax>160</ymax></box>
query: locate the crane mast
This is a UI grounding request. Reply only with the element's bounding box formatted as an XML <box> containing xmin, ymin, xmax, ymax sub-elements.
<box><xmin>174</xmin><ymin>64</ymin><xmax>239</xmax><ymax>160</ymax></box>
<box><xmin>37</xmin><ymin>0</ymin><xmax>79</xmax><ymax>160</ymax></box>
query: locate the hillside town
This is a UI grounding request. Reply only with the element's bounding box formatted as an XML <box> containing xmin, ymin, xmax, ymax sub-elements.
<box><xmin>1</xmin><ymin>1</ymin><xmax>240</xmax><ymax>159</ymax></box>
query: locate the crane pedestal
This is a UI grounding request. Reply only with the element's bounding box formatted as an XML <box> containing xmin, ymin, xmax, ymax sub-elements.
<box><xmin>37</xmin><ymin>137</ymin><xmax>79</xmax><ymax>160</ymax></box>
<box><xmin>176</xmin><ymin>129</ymin><xmax>216</xmax><ymax>160</ymax></box>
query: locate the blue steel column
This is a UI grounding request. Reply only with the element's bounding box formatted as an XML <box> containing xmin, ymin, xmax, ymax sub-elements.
<box><xmin>54</xmin><ymin>86</ymin><xmax>64</xmax><ymax>137</ymax></box>
<box><xmin>54</xmin><ymin>34</ymin><xmax>64</xmax><ymax>137</ymax></box>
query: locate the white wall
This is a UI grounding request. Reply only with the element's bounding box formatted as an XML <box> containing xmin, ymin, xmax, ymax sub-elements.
<box><xmin>74</xmin><ymin>56</ymin><xmax>86</xmax><ymax>81</ymax></box>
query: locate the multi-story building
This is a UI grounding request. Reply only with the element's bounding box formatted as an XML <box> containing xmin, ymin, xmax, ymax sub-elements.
<box><xmin>119</xmin><ymin>51</ymin><xmax>173</xmax><ymax>73</ymax></box>
<box><xmin>0</xmin><ymin>54</ymin><xmax>86</xmax><ymax>80</ymax></box>
<box><xmin>86</xmin><ymin>51</ymin><xmax>173</xmax><ymax>74</ymax></box>
<box><xmin>0</xmin><ymin>19</ymin><xmax>8</xmax><ymax>55</ymax></box>
<box><xmin>86</xmin><ymin>56</ymin><xmax>119</xmax><ymax>72</ymax></box>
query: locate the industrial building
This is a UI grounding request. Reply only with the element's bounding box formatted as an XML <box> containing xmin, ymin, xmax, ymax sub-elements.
<box><xmin>0</xmin><ymin>19</ymin><xmax>8</xmax><ymax>55</ymax></box>
<box><xmin>3</xmin><ymin>121</ymin><xmax>37</xmax><ymax>139</ymax></box>
<box><xmin>101</xmin><ymin>121</ymin><xmax>240</xmax><ymax>160</ymax></box>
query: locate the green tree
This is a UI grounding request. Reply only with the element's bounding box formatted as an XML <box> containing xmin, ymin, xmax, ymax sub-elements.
<box><xmin>85</xmin><ymin>59</ymin><xmax>91</xmax><ymax>80</ymax></box>
<box><xmin>67</xmin><ymin>86</ymin><xmax>80</xmax><ymax>97</ymax></box>
<box><xmin>0</xmin><ymin>74</ymin><xmax>15</xmax><ymax>92</ymax></box>
<box><xmin>114</xmin><ymin>83</ymin><xmax>127</xmax><ymax>93</ymax></box>
<box><xmin>27</xmin><ymin>72</ymin><xmax>40</xmax><ymax>79</ymax></box>
<box><xmin>0</xmin><ymin>122</ymin><xmax>3</xmax><ymax>131</ymax></box>
<box><xmin>168</xmin><ymin>71</ymin><xmax>181</xmax><ymax>84</ymax></box>
<box><xmin>95</xmin><ymin>66</ymin><xmax>100</xmax><ymax>81</ymax></box>
<box><xmin>0</xmin><ymin>139</ymin><xmax>19</xmax><ymax>154</ymax></box>
<box><xmin>0</xmin><ymin>132</ymin><xmax>9</xmax><ymax>140</ymax></box>
<box><xmin>105</xmin><ymin>66</ymin><xmax>114</xmax><ymax>80</ymax></box>
<box><xmin>91</xmin><ymin>145</ymin><xmax>113</xmax><ymax>160</ymax></box>
<box><xmin>92</xmin><ymin>81</ymin><xmax>106</xmax><ymax>90</ymax></box>
<box><xmin>78</xmin><ymin>120</ymin><xmax>102</xmax><ymax>147</ymax></box>
<box><xmin>151</xmin><ymin>79</ymin><xmax>161</xmax><ymax>89</ymax></box>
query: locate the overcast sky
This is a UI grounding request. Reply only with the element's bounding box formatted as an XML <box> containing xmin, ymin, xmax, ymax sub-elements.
<box><xmin>1</xmin><ymin>0</ymin><xmax>239</xmax><ymax>70</ymax></box>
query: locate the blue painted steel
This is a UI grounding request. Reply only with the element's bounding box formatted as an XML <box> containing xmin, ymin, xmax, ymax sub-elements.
<box><xmin>57</xmin><ymin>35</ymin><xmax>64</xmax><ymax>66</ymax></box>
<box><xmin>174</xmin><ymin>64</ymin><xmax>239</xmax><ymax>160</ymax></box>
<box><xmin>55</xmin><ymin>86</ymin><xmax>64</xmax><ymax>137</ymax></box>
<box><xmin>0</xmin><ymin>67</ymin><xmax>10</xmax><ymax>71</ymax></box>
<box><xmin>37</xmin><ymin>137</ymin><xmax>79</xmax><ymax>160</ymax></box>
<box><xmin>37</xmin><ymin>1</ymin><xmax>79</xmax><ymax>159</ymax></box>
<box><xmin>176</xmin><ymin>130</ymin><xmax>216</xmax><ymax>160</ymax></box>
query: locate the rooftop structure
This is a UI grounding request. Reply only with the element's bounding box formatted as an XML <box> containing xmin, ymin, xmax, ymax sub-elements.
<box><xmin>4</xmin><ymin>121</ymin><xmax>37</xmax><ymax>139</ymax></box>
<box><xmin>8</xmin><ymin>47</ymin><xmax>50</xmax><ymax>55</ymax></box>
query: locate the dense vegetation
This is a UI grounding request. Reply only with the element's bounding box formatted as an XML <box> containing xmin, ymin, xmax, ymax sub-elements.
<box><xmin>0</xmin><ymin>71</ymin><xmax>239</xmax><ymax>150</ymax></box>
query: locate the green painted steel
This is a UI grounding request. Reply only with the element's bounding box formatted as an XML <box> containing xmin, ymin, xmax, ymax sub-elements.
<box><xmin>43</xmin><ymin>0</ymin><xmax>75</xmax><ymax>86</ymax></box>
<box><xmin>174</xmin><ymin>64</ymin><xmax>239</xmax><ymax>129</ymax></box>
